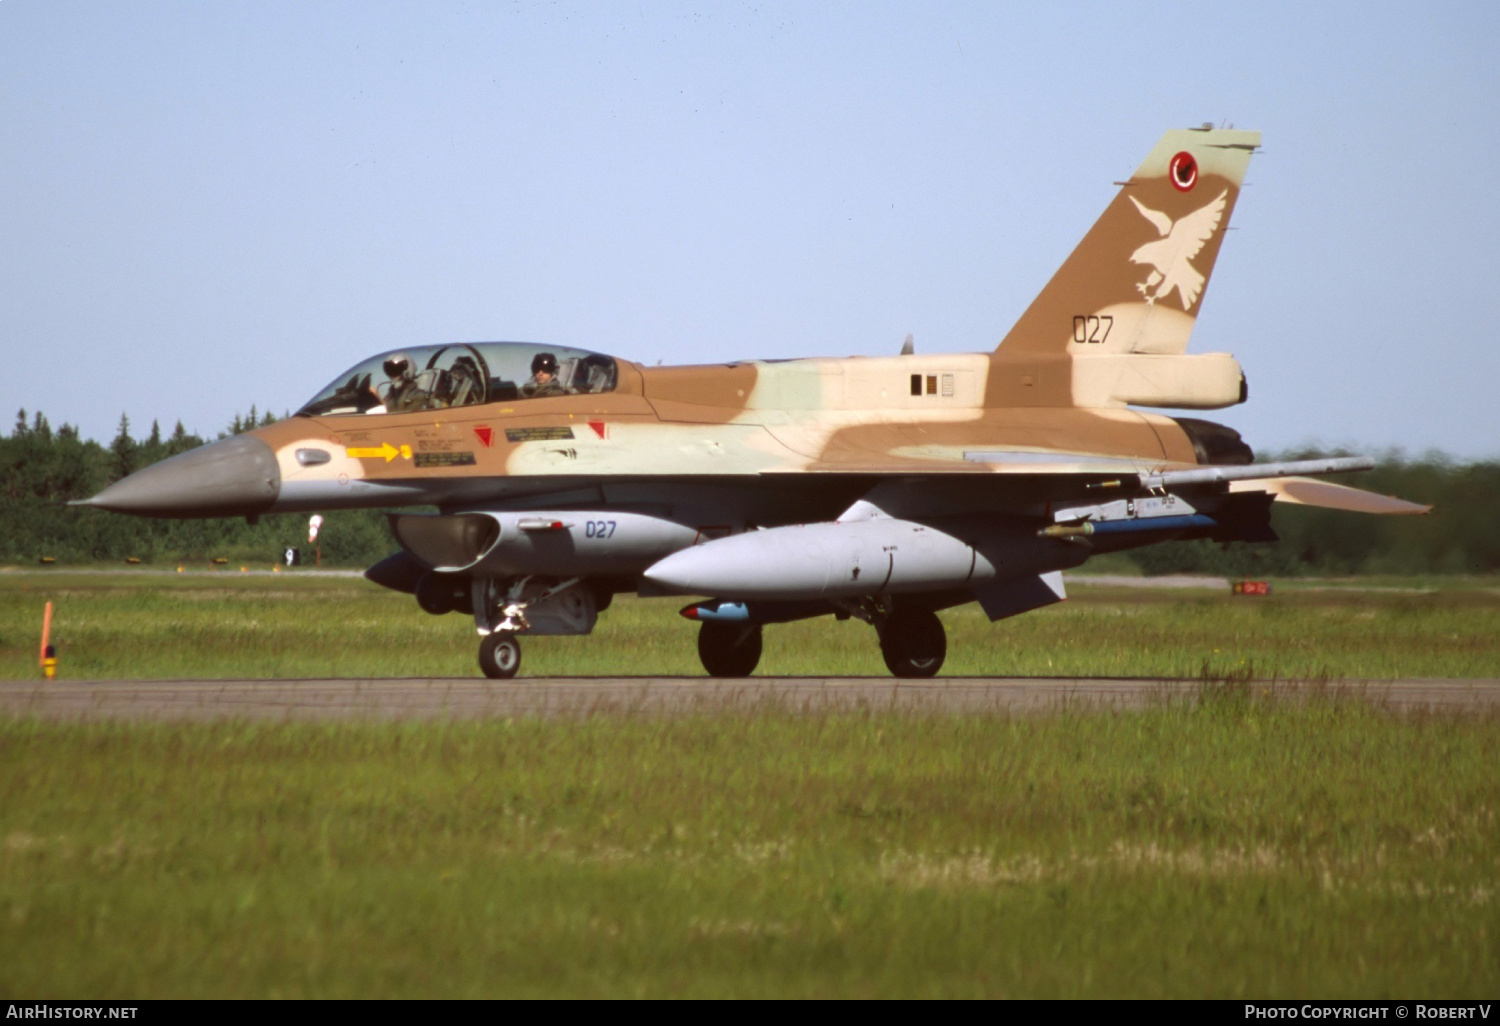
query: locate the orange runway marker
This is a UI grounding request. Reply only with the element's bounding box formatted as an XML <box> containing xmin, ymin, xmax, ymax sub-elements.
<box><xmin>39</xmin><ymin>601</ymin><xmax>56</xmax><ymax>680</ymax></box>
<box><xmin>39</xmin><ymin>601</ymin><xmax>52</xmax><ymax>667</ymax></box>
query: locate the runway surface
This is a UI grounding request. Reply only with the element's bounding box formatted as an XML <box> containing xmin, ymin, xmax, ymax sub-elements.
<box><xmin>2</xmin><ymin>677</ymin><xmax>1498</xmax><ymax>721</ymax></box>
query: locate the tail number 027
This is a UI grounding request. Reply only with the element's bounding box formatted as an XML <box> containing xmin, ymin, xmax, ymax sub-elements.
<box><xmin>1072</xmin><ymin>315</ymin><xmax>1113</xmax><ymax>345</ymax></box>
<box><xmin>584</xmin><ymin>520</ymin><xmax>617</xmax><ymax>539</ymax></box>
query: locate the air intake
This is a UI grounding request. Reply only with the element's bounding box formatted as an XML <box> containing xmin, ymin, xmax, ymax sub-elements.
<box><xmin>388</xmin><ymin>513</ymin><xmax>501</xmax><ymax>572</ymax></box>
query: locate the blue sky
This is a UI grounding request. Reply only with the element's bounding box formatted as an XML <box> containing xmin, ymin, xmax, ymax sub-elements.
<box><xmin>2</xmin><ymin>1</ymin><xmax>1496</xmax><ymax>457</ymax></box>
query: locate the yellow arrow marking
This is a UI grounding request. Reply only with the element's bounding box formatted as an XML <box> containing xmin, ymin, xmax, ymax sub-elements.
<box><xmin>345</xmin><ymin>442</ymin><xmax>410</xmax><ymax>462</ymax></box>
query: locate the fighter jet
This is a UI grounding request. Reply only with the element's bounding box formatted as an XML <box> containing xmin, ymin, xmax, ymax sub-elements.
<box><xmin>81</xmin><ymin>127</ymin><xmax>1428</xmax><ymax>679</ymax></box>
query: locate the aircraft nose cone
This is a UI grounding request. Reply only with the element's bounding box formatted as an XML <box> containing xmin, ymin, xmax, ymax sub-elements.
<box><xmin>80</xmin><ymin>435</ymin><xmax>280</xmax><ymax>517</ymax></box>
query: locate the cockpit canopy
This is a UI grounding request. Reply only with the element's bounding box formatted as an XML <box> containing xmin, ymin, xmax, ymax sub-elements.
<box><xmin>297</xmin><ymin>342</ymin><xmax>619</xmax><ymax>417</ymax></box>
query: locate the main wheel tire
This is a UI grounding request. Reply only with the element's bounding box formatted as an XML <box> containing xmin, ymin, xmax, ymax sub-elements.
<box><xmin>879</xmin><ymin>608</ymin><xmax>946</xmax><ymax>678</ymax></box>
<box><xmin>698</xmin><ymin>622</ymin><xmax>763</xmax><ymax>677</ymax></box>
<box><xmin>479</xmin><ymin>633</ymin><xmax>522</xmax><ymax>679</ymax></box>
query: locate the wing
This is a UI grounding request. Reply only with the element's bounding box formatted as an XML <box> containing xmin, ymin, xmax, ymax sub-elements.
<box><xmin>763</xmin><ymin>455</ymin><xmax>1428</xmax><ymax>520</ymax></box>
<box><xmin>759</xmin><ymin>449</ymin><xmax>1172</xmax><ymax>519</ymax></box>
<box><xmin>1228</xmin><ymin>476</ymin><xmax>1431</xmax><ymax>515</ymax></box>
<box><xmin>1168</xmin><ymin>190</ymin><xmax>1228</xmax><ymax>262</ymax></box>
<box><xmin>1128</xmin><ymin>195</ymin><xmax>1173</xmax><ymax>237</ymax></box>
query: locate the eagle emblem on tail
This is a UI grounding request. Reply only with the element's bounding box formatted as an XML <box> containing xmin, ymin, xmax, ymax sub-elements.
<box><xmin>1128</xmin><ymin>190</ymin><xmax>1227</xmax><ymax>310</ymax></box>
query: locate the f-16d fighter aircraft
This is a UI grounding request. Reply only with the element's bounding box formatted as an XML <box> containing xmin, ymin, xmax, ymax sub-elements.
<box><xmin>82</xmin><ymin>127</ymin><xmax>1428</xmax><ymax>679</ymax></box>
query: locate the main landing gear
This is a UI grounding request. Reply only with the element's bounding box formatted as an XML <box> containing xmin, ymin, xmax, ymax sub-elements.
<box><xmin>877</xmin><ymin>608</ymin><xmax>946</xmax><ymax>679</ymax></box>
<box><xmin>692</xmin><ymin>604</ymin><xmax>947</xmax><ymax>679</ymax></box>
<box><xmin>697</xmin><ymin>622</ymin><xmax>764</xmax><ymax>677</ymax></box>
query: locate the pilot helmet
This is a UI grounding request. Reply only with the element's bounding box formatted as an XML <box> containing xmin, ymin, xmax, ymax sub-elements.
<box><xmin>531</xmin><ymin>353</ymin><xmax>559</xmax><ymax>377</ymax></box>
<box><xmin>383</xmin><ymin>354</ymin><xmax>412</xmax><ymax>380</ymax></box>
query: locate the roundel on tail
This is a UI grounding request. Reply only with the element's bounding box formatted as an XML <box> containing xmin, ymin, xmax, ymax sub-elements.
<box><xmin>1169</xmin><ymin>151</ymin><xmax>1198</xmax><ymax>191</ymax></box>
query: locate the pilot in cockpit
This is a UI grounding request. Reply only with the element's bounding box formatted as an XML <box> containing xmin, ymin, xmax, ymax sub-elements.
<box><xmin>520</xmin><ymin>352</ymin><xmax>568</xmax><ymax>398</ymax></box>
<box><xmin>381</xmin><ymin>353</ymin><xmax>424</xmax><ymax>412</ymax></box>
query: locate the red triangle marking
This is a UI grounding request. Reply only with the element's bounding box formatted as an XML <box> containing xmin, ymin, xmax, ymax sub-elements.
<box><xmin>473</xmin><ymin>426</ymin><xmax>493</xmax><ymax>448</ymax></box>
<box><xmin>588</xmin><ymin>420</ymin><xmax>607</xmax><ymax>439</ymax></box>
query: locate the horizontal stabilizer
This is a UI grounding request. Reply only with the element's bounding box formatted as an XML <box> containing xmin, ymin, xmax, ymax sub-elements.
<box><xmin>1228</xmin><ymin>476</ymin><xmax>1431</xmax><ymax>515</ymax></box>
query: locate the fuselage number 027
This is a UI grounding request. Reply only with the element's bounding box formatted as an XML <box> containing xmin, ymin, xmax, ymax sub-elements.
<box><xmin>1072</xmin><ymin>314</ymin><xmax>1113</xmax><ymax>345</ymax></box>
<box><xmin>584</xmin><ymin>520</ymin><xmax>617</xmax><ymax>539</ymax></box>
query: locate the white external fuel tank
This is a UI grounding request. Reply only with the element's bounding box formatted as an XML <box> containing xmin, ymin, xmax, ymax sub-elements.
<box><xmin>641</xmin><ymin>516</ymin><xmax>1086</xmax><ymax>600</ymax></box>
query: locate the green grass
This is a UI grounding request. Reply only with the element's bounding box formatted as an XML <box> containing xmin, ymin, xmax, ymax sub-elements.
<box><xmin>1</xmin><ymin>572</ymin><xmax>1496</xmax><ymax>996</ymax></box>
<box><xmin>0</xmin><ymin>701</ymin><xmax>1495</xmax><ymax>998</ymax></box>
<box><xmin>1</xmin><ymin>571</ymin><xmax>1497</xmax><ymax>680</ymax></box>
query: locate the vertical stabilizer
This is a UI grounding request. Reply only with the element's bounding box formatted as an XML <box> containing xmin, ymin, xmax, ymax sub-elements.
<box><xmin>996</xmin><ymin>127</ymin><xmax>1260</xmax><ymax>358</ymax></box>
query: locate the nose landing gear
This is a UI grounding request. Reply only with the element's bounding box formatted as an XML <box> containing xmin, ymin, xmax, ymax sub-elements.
<box><xmin>469</xmin><ymin>576</ymin><xmax>599</xmax><ymax>679</ymax></box>
<box><xmin>479</xmin><ymin>632</ymin><xmax>522</xmax><ymax>679</ymax></box>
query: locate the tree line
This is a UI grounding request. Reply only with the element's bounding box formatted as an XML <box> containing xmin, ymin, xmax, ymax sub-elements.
<box><xmin>1131</xmin><ymin>449</ymin><xmax>1500</xmax><ymax>577</ymax></box>
<box><xmin>0</xmin><ymin>409</ymin><xmax>396</xmax><ymax>567</ymax></box>
<box><xmin>1</xmin><ymin>409</ymin><xmax>1496</xmax><ymax>575</ymax></box>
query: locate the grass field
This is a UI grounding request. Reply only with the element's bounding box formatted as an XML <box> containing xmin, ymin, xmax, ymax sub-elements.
<box><xmin>1</xmin><ymin>702</ymin><xmax>1495</xmax><ymax>998</ymax></box>
<box><xmin>2</xmin><ymin>570</ymin><xmax>1498</xmax><ymax>680</ymax></box>
<box><xmin>0</xmin><ymin>570</ymin><xmax>1496</xmax><ymax>997</ymax></box>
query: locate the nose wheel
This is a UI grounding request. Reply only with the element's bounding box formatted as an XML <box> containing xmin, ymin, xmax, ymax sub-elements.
<box><xmin>698</xmin><ymin>622</ymin><xmax>763</xmax><ymax>677</ymax></box>
<box><xmin>479</xmin><ymin>633</ymin><xmax>522</xmax><ymax>679</ymax></box>
<box><xmin>878</xmin><ymin>608</ymin><xmax>945</xmax><ymax>678</ymax></box>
